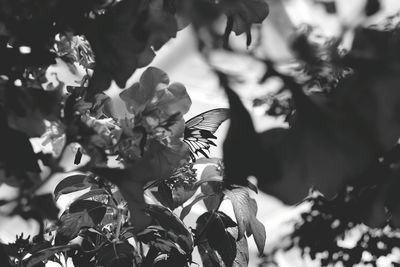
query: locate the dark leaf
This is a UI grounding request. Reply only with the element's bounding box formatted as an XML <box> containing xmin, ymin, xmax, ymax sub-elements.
<box><xmin>222</xmin><ymin>0</ymin><xmax>269</xmax><ymax>35</ymax></box>
<box><xmin>180</xmin><ymin>193</ymin><xmax>209</xmax><ymax>220</ymax></box>
<box><xmin>152</xmin><ymin>252</ymin><xmax>189</xmax><ymax>267</ymax></box>
<box><xmin>54</xmin><ymin>174</ymin><xmax>95</xmax><ymax>201</ymax></box>
<box><xmin>222</xmin><ymin>81</ymin><xmax>266</xmax><ymax>187</ymax></box>
<box><xmin>96</xmin><ymin>241</ymin><xmax>137</xmax><ymax>267</ymax></box>
<box><xmin>226</xmin><ymin>227</ymin><xmax>249</xmax><ymax>267</ymax></box>
<box><xmin>85</xmin><ymin>0</ymin><xmax>156</xmax><ymax>94</ymax></box>
<box><xmin>196</xmin><ymin>211</ymin><xmax>237</xmax><ymax>267</ymax></box>
<box><xmin>156</xmin><ymin>181</ymin><xmax>175</xmax><ymax>209</ymax></box>
<box><xmin>74</xmin><ymin>148</ymin><xmax>83</xmax><ymax>165</ymax></box>
<box><xmin>145</xmin><ymin>204</ymin><xmax>193</xmax><ymax>254</ymax></box>
<box><xmin>56</xmin><ymin>211</ymin><xmax>95</xmax><ymax>244</ymax></box>
<box><xmin>92</xmin><ymin>167</ymin><xmax>152</xmax><ymax>233</ymax></box>
<box><xmin>197</xmin><ymin>240</ymin><xmax>225</xmax><ymax>267</ymax></box>
<box><xmin>0</xmin><ymin>244</ymin><xmax>12</xmax><ymax>267</ymax></box>
<box><xmin>365</xmin><ymin>0</ymin><xmax>380</xmax><ymax>16</ymax></box>
<box><xmin>24</xmin><ymin>244</ymin><xmax>80</xmax><ymax>267</ymax></box>
<box><xmin>69</xmin><ymin>200</ymin><xmax>107</xmax><ymax>224</ymax></box>
<box><xmin>30</xmin><ymin>194</ymin><xmax>60</xmax><ymax>221</ymax></box>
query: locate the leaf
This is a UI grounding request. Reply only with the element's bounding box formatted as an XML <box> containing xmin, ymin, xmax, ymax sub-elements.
<box><xmin>171</xmin><ymin>185</ymin><xmax>197</xmax><ymax>207</ymax></box>
<box><xmin>24</xmin><ymin>244</ymin><xmax>80</xmax><ymax>267</ymax></box>
<box><xmin>145</xmin><ymin>204</ymin><xmax>193</xmax><ymax>254</ymax></box>
<box><xmin>226</xmin><ymin>227</ymin><xmax>249</xmax><ymax>267</ymax></box>
<box><xmin>197</xmin><ymin>240</ymin><xmax>225</xmax><ymax>267</ymax></box>
<box><xmin>195</xmin><ymin>157</ymin><xmax>223</xmax><ymax>165</ymax></box>
<box><xmin>222</xmin><ymin>82</ymin><xmax>266</xmax><ymax>187</ymax></box>
<box><xmin>74</xmin><ymin>148</ymin><xmax>83</xmax><ymax>165</ymax></box>
<box><xmin>56</xmin><ymin>211</ymin><xmax>95</xmax><ymax>244</ymax></box>
<box><xmin>200</xmin><ymin>165</ymin><xmax>225</xmax><ymax>211</ymax></box>
<box><xmin>180</xmin><ymin>193</ymin><xmax>209</xmax><ymax>220</ymax></box>
<box><xmin>73</xmin><ymin>188</ymin><xmax>108</xmax><ymax>202</ymax></box>
<box><xmin>30</xmin><ymin>194</ymin><xmax>60</xmax><ymax>221</ymax></box>
<box><xmin>69</xmin><ymin>200</ymin><xmax>107</xmax><ymax>224</ymax></box>
<box><xmin>222</xmin><ymin>0</ymin><xmax>269</xmax><ymax>35</ymax></box>
<box><xmin>96</xmin><ymin>241</ymin><xmax>137</xmax><ymax>267</ymax></box>
<box><xmin>0</xmin><ymin>111</ymin><xmax>41</xmax><ymax>186</ymax></box>
<box><xmin>0</xmin><ymin>244</ymin><xmax>12</xmax><ymax>267</ymax></box>
<box><xmin>224</xmin><ymin>187</ymin><xmax>266</xmax><ymax>254</ymax></box>
<box><xmin>365</xmin><ymin>0</ymin><xmax>380</xmax><ymax>16</ymax></box>
<box><xmin>85</xmin><ymin>0</ymin><xmax>155</xmax><ymax>94</ymax></box>
<box><xmin>54</xmin><ymin>174</ymin><xmax>95</xmax><ymax>201</ymax></box>
<box><xmin>196</xmin><ymin>211</ymin><xmax>237</xmax><ymax>267</ymax></box>
<box><xmin>151</xmin><ymin>251</ymin><xmax>190</xmax><ymax>266</ymax></box>
<box><xmin>200</xmin><ymin>165</ymin><xmax>223</xmax><ymax>182</ymax></box>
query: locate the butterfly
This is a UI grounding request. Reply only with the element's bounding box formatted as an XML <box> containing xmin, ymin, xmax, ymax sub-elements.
<box><xmin>184</xmin><ymin>108</ymin><xmax>230</xmax><ymax>161</ymax></box>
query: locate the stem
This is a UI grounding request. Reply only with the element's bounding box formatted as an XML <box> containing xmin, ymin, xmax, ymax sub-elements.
<box><xmin>115</xmin><ymin>210</ymin><xmax>123</xmax><ymax>239</ymax></box>
<box><xmin>194</xmin><ymin>194</ymin><xmax>224</xmax><ymax>245</ymax></box>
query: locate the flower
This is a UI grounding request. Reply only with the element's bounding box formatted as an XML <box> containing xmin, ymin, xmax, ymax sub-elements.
<box><xmin>118</xmin><ymin>67</ymin><xmax>191</xmax><ymax>165</ymax></box>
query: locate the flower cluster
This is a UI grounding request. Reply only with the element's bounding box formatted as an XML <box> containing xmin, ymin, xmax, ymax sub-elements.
<box><xmin>165</xmin><ymin>163</ymin><xmax>197</xmax><ymax>190</ymax></box>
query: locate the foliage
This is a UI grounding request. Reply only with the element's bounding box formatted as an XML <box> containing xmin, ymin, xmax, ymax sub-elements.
<box><xmin>2</xmin><ymin>0</ymin><xmax>400</xmax><ymax>266</ymax></box>
<box><xmin>0</xmin><ymin>1</ymin><xmax>269</xmax><ymax>266</ymax></box>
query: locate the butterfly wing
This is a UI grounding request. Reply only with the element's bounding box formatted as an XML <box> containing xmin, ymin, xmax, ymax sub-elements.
<box><xmin>184</xmin><ymin>108</ymin><xmax>230</xmax><ymax>161</ymax></box>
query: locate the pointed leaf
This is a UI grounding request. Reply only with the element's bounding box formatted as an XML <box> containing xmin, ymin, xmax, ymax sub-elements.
<box><xmin>54</xmin><ymin>174</ymin><xmax>94</xmax><ymax>201</ymax></box>
<box><xmin>69</xmin><ymin>200</ymin><xmax>107</xmax><ymax>224</ymax></box>
<box><xmin>180</xmin><ymin>193</ymin><xmax>209</xmax><ymax>220</ymax></box>
<box><xmin>196</xmin><ymin>211</ymin><xmax>237</xmax><ymax>267</ymax></box>
<box><xmin>56</xmin><ymin>211</ymin><xmax>95</xmax><ymax>243</ymax></box>
<box><xmin>224</xmin><ymin>187</ymin><xmax>266</xmax><ymax>254</ymax></box>
<box><xmin>24</xmin><ymin>244</ymin><xmax>80</xmax><ymax>267</ymax></box>
<box><xmin>227</xmin><ymin>227</ymin><xmax>249</xmax><ymax>267</ymax></box>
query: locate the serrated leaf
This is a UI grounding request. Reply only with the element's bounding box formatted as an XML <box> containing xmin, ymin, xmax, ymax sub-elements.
<box><xmin>54</xmin><ymin>174</ymin><xmax>94</xmax><ymax>201</ymax></box>
<box><xmin>224</xmin><ymin>187</ymin><xmax>266</xmax><ymax>254</ymax></box>
<box><xmin>24</xmin><ymin>244</ymin><xmax>80</xmax><ymax>267</ymax></box>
